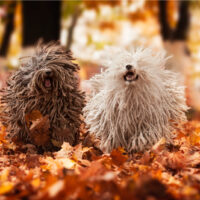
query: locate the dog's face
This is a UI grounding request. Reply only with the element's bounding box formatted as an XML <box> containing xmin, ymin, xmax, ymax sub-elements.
<box><xmin>123</xmin><ymin>65</ymin><xmax>139</xmax><ymax>83</ymax></box>
<box><xmin>99</xmin><ymin>47</ymin><xmax>168</xmax><ymax>88</ymax></box>
<box><xmin>104</xmin><ymin>61</ymin><xmax>139</xmax><ymax>87</ymax></box>
<box><xmin>18</xmin><ymin>43</ymin><xmax>79</xmax><ymax>96</ymax></box>
<box><xmin>31</xmin><ymin>64</ymin><xmax>68</xmax><ymax>94</ymax></box>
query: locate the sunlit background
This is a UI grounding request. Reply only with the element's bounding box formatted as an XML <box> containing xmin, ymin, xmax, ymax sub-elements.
<box><xmin>0</xmin><ymin>0</ymin><xmax>200</xmax><ymax>117</ymax></box>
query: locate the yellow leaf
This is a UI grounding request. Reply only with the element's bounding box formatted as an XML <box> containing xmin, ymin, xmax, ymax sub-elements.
<box><xmin>58</xmin><ymin>158</ymin><xmax>75</xmax><ymax>169</ymax></box>
<box><xmin>189</xmin><ymin>132</ymin><xmax>200</xmax><ymax>145</ymax></box>
<box><xmin>0</xmin><ymin>168</ymin><xmax>9</xmax><ymax>182</ymax></box>
<box><xmin>31</xmin><ymin>178</ymin><xmax>40</xmax><ymax>189</ymax></box>
<box><xmin>0</xmin><ymin>182</ymin><xmax>13</xmax><ymax>195</ymax></box>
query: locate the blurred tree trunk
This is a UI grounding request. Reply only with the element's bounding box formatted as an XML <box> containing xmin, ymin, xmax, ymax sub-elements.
<box><xmin>158</xmin><ymin>0</ymin><xmax>190</xmax><ymax>74</ymax></box>
<box><xmin>66</xmin><ymin>8</ymin><xmax>81</xmax><ymax>50</ymax></box>
<box><xmin>158</xmin><ymin>0</ymin><xmax>172</xmax><ymax>40</ymax></box>
<box><xmin>22</xmin><ymin>1</ymin><xmax>61</xmax><ymax>46</ymax></box>
<box><xmin>159</xmin><ymin>0</ymin><xmax>190</xmax><ymax>41</ymax></box>
<box><xmin>173</xmin><ymin>1</ymin><xmax>190</xmax><ymax>40</ymax></box>
<box><xmin>0</xmin><ymin>2</ymin><xmax>16</xmax><ymax>56</ymax></box>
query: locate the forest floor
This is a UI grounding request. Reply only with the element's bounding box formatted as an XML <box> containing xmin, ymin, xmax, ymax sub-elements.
<box><xmin>1</xmin><ymin>120</ymin><xmax>200</xmax><ymax>200</ymax></box>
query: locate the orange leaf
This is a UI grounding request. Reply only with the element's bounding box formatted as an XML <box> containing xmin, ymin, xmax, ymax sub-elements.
<box><xmin>0</xmin><ymin>182</ymin><xmax>13</xmax><ymax>195</ymax></box>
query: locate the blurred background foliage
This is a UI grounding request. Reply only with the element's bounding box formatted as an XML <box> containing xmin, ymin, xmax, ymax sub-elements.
<box><xmin>0</xmin><ymin>0</ymin><xmax>200</xmax><ymax>115</ymax></box>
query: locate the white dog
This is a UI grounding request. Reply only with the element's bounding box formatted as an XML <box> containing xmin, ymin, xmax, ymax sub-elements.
<box><xmin>83</xmin><ymin>47</ymin><xmax>188</xmax><ymax>153</ymax></box>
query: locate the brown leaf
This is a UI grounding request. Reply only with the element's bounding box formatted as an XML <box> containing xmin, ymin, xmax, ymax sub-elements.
<box><xmin>29</xmin><ymin>115</ymin><xmax>51</xmax><ymax>146</ymax></box>
<box><xmin>110</xmin><ymin>148</ymin><xmax>128</xmax><ymax>166</ymax></box>
<box><xmin>25</xmin><ymin>110</ymin><xmax>43</xmax><ymax>128</ymax></box>
<box><xmin>161</xmin><ymin>152</ymin><xmax>187</xmax><ymax>170</ymax></box>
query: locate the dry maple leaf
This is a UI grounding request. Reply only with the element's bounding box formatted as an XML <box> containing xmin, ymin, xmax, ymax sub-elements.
<box><xmin>110</xmin><ymin>148</ymin><xmax>128</xmax><ymax>166</ymax></box>
<box><xmin>139</xmin><ymin>151</ymin><xmax>155</xmax><ymax>165</ymax></box>
<box><xmin>1</xmin><ymin>118</ymin><xmax>200</xmax><ymax>200</ymax></box>
<box><xmin>55</xmin><ymin>142</ymin><xmax>92</xmax><ymax>169</ymax></box>
<box><xmin>160</xmin><ymin>151</ymin><xmax>188</xmax><ymax>171</ymax></box>
<box><xmin>54</xmin><ymin>142</ymin><xmax>74</xmax><ymax>158</ymax></box>
<box><xmin>79</xmin><ymin>159</ymin><xmax>113</xmax><ymax>181</ymax></box>
<box><xmin>25</xmin><ymin>110</ymin><xmax>43</xmax><ymax>129</ymax></box>
<box><xmin>26</xmin><ymin>111</ymin><xmax>51</xmax><ymax>147</ymax></box>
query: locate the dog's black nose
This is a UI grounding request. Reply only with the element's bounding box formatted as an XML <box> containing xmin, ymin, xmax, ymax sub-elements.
<box><xmin>126</xmin><ymin>65</ymin><xmax>132</xmax><ymax>70</ymax></box>
<box><xmin>45</xmin><ymin>70</ymin><xmax>52</xmax><ymax>76</ymax></box>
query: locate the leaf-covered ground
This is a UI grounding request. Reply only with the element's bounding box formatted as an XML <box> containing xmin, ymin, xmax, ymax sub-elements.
<box><xmin>1</xmin><ymin>121</ymin><xmax>200</xmax><ymax>200</ymax></box>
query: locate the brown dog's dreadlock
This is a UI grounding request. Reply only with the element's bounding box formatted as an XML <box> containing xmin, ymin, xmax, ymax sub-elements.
<box><xmin>0</xmin><ymin>42</ymin><xmax>85</xmax><ymax>149</ymax></box>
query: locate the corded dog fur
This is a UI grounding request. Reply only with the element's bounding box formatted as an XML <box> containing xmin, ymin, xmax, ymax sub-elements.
<box><xmin>84</xmin><ymin>47</ymin><xmax>188</xmax><ymax>153</ymax></box>
<box><xmin>0</xmin><ymin>42</ymin><xmax>85</xmax><ymax>149</ymax></box>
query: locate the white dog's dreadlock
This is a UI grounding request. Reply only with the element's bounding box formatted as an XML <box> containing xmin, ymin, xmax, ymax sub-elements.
<box><xmin>84</xmin><ymin>47</ymin><xmax>188</xmax><ymax>153</ymax></box>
